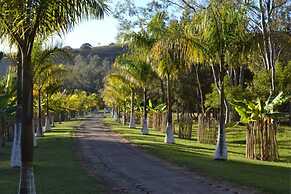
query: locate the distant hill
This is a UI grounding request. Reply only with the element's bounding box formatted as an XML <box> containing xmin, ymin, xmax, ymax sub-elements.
<box><xmin>63</xmin><ymin>43</ymin><xmax>125</xmax><ymax>64</ymax></box>
<box><xmin>0</xmin><ymin>44</ymin><xmax>125</xmax><ymax>93</ymax></box>
<box><xmin>61</xmin><ymin>44</ymin><xmax>125</xmax><ymax>93</ymax></box>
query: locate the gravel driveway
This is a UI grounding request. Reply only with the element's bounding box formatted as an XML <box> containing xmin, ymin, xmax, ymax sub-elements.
<box><xmin>75</xmin><ymin>115</ymin><xmax>261</xmax><ymax>194</ymax></box>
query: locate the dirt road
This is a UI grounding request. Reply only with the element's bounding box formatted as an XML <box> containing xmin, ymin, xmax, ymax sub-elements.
<box><xmin>75</xmin><ymin>115</ymin><xmax>260</xmax><ymax>194</ymax></box>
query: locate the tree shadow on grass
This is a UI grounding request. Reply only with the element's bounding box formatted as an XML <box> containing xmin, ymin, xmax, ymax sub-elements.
<box><xmin>45</xmin><ymin>129</ymin><xmax>72</xmax><ymax>133</ymax></box>
<box><xmin>78</xmin><ymin>135</ymin><xmax>291</xmax><ymax>194</ymax></box>
<box><xmin>228</xmin><ymin>140</ymin><xmax>246</xmax><ymax>144</ymax></box>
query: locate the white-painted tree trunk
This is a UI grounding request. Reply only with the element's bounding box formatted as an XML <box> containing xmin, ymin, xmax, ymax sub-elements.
<box><xmin>129</xmin><ymin>113</ymin><xmax>135</xmax><ymax>128</ymax></box>
<box><xmin>36</xmin><ymin>127</ymin><xmax>42</xmax><ymax>137</ymax></box>
<box><xmin>113</xmin><ymin>111</ymin><xmax>118</xmax><ymax>121</ymax></box>
<box><xmin>43</xmin><ymin>118</ymin><xmax>46</xmax><ymax>133</ymax></box>
<box><xmin>44</xmin><ymin>116</ymin><xmax>51</xmax><ymax>131</ymax></box>
<box><xmin>164</xmin><ymin>122</ymin><xmax>174</xmax><ymax>144</ymax></box>
<box><xmin>33</xmin><ymin>133</ymin><xmax>37</xmax><ymax>147</ymax></box>
<box><xmin>36</xmin><ymin>119</ymin><xmax>42</xmax><ymax>137</ymax></box>
<box><xmin>122</xmin><ymin>114</ymin><xmax>126</xmax><ymax>125</ymax></box>
<box><xmin>32</xmin><ymin>120</ymin><xmax>37</xmax><ymax>147</ymax></box>
<box><xmin>11</xmin><ymin>123</ymin><xmax>21</xmax><ymax>168</ymax></box>
<box><xmin>142</xmin><ymin>118</ymin><xmax>149</xmax><ymax>135</ymax></box>
<box><xmin>51</xmin><ymin>114</ymin><xmax>55</xmax><ymax>127</ymax></box>
<box><xmin>18</xmin><ymin>166</ymin><xmax>36</xmax><ymax>194</ymax></box>
<box><xmin>214</xmin><ymin>125</ymin><xmax>227</xmax><ymax>160</ymax></box>
<box><xmin>58</xmin><ymin>114</ymin><xmax>62</xmax><ymax>124</ymax></box>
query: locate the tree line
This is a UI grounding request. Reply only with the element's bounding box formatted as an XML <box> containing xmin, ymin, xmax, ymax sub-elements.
<box><xmin>103</xmin><ymin>0</ymin><xmax>290</xmax><ymax>161</ymax></box>
<box><xmin>0</xmin><ymin>0</ymin><xmax>109</xmax><ymax>193</ymax></box>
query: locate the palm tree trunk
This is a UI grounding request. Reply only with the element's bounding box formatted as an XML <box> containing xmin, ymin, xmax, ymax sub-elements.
<box><xmin>116</xmin><ymin>106</ymin><xmax>121</xmax><ymax>122</ymax></box>
<box><xmin>19</xmin><ymin>48</ymin><xmax>36</xmax><ymax>194</ymax></box>
<box><xmin>36</xmin><ymin>89</ymin><xmax>43</xmax><ymax>137</ymax></box>
<box><xmin>122</xmin><ymin>102</ymin><xmax>127</xmax><ymax>125</ymax></box>
<box><xmin>194</xmin><ymin>64</ymin><xmax>205</xmax><ymax>114</ymax></box>
<box><xmin>214</xmin><ymin>56</ymin><xmax>227</xmax><ymax>160</ymax></box>
<box><xmin>113</xmin><ymin>106</ymin><xmax>118</xmax><ymax>121</ymax></box>
<box><xmin>51</xmin><ymin>114</ymin><xmax>55</xmax><ymax>127</ymax></box>
<box><xmin>111</xmin><ymin>106</ymin><xmax>115</xmax><ymax>118</ymax></box>
<box><xmin>142</xmin><ymin>88</ymin><xmax>148</xmax><ymax>135</ymax></box>
<box><xmin>44</xmin><ymin>92</ymin><xmax>51</xmax><ymax>131</ymax></box>
<box><xmin>129</xmin><ymin>90</ymin><xmax>136</xmax><ymax>128</ymax></box>
<box><xmin>11</xmin><ymin>49</ymin><xmax>22</xmax><ymax>168</ymax></box>
<box><xmin>164</xmin><ymin>74</ymin><xmax>174</xmax><ymax>144</ymax></box>
<box><xmin>160</xmin><ymin>79</ymin><xmax>166</xmax><ymax>103</ymax></box>
<box><xmin>239</xmin><ymin>65</ymin><xmax>245</xmax><ymax>87</ymax></box>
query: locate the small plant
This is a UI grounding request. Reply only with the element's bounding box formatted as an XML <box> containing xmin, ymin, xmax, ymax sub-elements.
<box><xmin>232</xmin><ymin>92</ymin><xmax>290</xmax><ymax>161</ymax></box>
<box><xmin>147</xmin><ymin>100</ymin><xmax>166</xmax><ymax>131</ymax></box>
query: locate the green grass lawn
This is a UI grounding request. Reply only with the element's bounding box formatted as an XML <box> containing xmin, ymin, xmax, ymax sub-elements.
<box><xmin>103</xmin><ymin>116</ymin><xmax>291</xmax><ymax>194</ymax></box>
<box><xmin>0</xmin><ymin>120</ymin><xmax>106</xmax><ymax>194</ymax></box>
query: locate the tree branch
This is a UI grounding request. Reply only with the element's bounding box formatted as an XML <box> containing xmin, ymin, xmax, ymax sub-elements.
<box><xmin>270</xmin><ymin>0</ymin><xmax>287</xmax><ymax>14</ymax></box>
<box><xmin>163</xmin><ymin>0</ymin><xmax>185</xmax><ymax>9</ymax></box>
<box><xmin>181</xmin><ymin>0</ymin><xmax>197</xmax><ymax>11</ymax></box>
<box><xmin>164</xmin><ymin>0</ymin><xmax>205</xmax><ymax>11</ymax></box>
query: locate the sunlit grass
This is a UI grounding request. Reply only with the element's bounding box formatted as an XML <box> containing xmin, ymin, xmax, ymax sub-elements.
<box><xmin>0</xmin><ymin>120</ymin><xmax>106</xmax><ymax>194</ymax></box>
<box><xmin>103</xmin><ymin>116</ymin><xmax>291</xmax><ymax>194</ymax></box>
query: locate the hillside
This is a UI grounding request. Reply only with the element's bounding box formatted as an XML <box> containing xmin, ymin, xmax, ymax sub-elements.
<box><xmin>0</xmin><ymin>44</ymin><xmax>125</xmax><ymax>92</ymax></box>
<box><xmin>61</xmin><ymin>43</ymin><xmax>125</xmax><ymax>93</ymax></box>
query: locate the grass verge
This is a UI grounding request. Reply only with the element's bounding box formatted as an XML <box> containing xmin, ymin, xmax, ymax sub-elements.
<box><xmin>0</xmin><ymin>120</ymin><xmax>106</xmax><ymax>194</ymax></box>
<box><xmin>103</xmin><ymin>116</ymin><xmax>291</xmax><ymax>194</ymax></box>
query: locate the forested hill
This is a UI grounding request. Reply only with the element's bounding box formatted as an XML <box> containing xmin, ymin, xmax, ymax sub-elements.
<box><xmin>61</xmin><ymin>43</ymin><xmax>125</xmax><ymax>93</ymax></box>
<box><xmin>0</xmin><ymin>43</ymin><xmax>125</xmax><ymax>93</ymax></box>
<box><xmin>67</xmin><ymin>43</ymin><xmax>124</xmax><ymax>61</ymax></box>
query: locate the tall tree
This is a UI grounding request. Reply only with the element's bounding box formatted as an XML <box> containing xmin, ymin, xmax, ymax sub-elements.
<box><xmin>115</xmin><ymin>53</ymin><xmax>155</xmax><ymax>134</ymax></box>
<box><xmin>151</xmin><ymin>14</ymin><xmax>187</xmax><ymax>144</ymax></box>
<box><xmin>183</xmin><ymin>0</ymin><xmax>249</xmax><ymax>159</ymax></box>
<box><xmin>102</xmin><ymin>73</ymin><xmax>131</xmax><ymax>122</ymax></box>
<box><xmin>113</xmin><ymin>56</ymin><xmax>140</xmax><ymax>128</ymax></box>
<box><xmin>248</xmin><ymin>0</ymin><xmax>288</xmax><ymax>93</ymax></box>
<box><xmin>0</xmin><ymin>1</ymin><xmax>108</xmax><ymax>193</ymax></box>
<box><xmin>32</xmin><ymin>42</ymin><xmax>67</xmax><ymax>136</ymax></box>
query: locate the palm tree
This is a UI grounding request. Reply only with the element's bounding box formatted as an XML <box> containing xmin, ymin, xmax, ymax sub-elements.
<box><xmin>115</xmin><ymin>53</ymin><xmax>154</xmax><ymax>134</ymax></box>
<box><xmin>102</xmin><ymin>73</ymin><xmax>131</xmax><ymax>122</ymax></box>
<box><xmin>120</xmin><ymin>28</ymin><xmax>158</xmax><ymax>129</ymax></box>
<box><xmin>161</xmin><ymin>1</ymin><xmax>249</xmax><ymax>158</ymax></box>
<box><xmin>32</xmin><ymin>42</ymin><xmax>68</xmax><ymax>136</ymax></box>
<box><xmin>150</xmin><ymin>16</ymin><xmax>187</xmax><ymax>144</ymax></box>
<box><xmin>184</xmin><ymin>1</ymin><xmax>249</xmax><ymax>160</ymax></box>
<box><xmin>112</xmin><ymin>58</ymin><xmax>139</xmax><ymax>128</ymax></box>
<box><xmin>122</xmin><ymin>12</ymin><xmax>181</xmax><ymax>142</ymax></box>
<box><xmin>0</xmin><ymin>1</ymin><xmax>108</xmax><ymax>193</ymax></box>
<box><xmin>42</xmin><ymin>66</ymin><xmax>67</xmax><ymax>131</ymax></box>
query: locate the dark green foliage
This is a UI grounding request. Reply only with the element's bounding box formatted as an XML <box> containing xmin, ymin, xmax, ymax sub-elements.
<box><xmin>0</xmin><ymin>44</ymin><xmax>124</xmax><ymax>93</ymax></box>
<box><xmin>62</xmin><ymin>44</ymin><xmax>124</xmax><ymax>93</ymax></box>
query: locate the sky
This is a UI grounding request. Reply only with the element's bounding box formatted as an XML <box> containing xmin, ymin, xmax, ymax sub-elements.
<box><xmin>53</xmin><ymin>0</ymin><xmax>149</xmax><ymax>48</ymax></box>
<box><xmin>0</xmin><ymin>0</ymin><xmax>145</xmax><ymax>52</ymax></box>
<box><xmin>0</xmin><ymin>15</ymin><xmax>119</xmax><ymax>52</ymax></box>
<box><xmin>0</xmin><ymin>0</ymin><xmax>199</xmax><ymax>52</ymax></box>
<box><xmin>55</xmin><ymin>15</ymin><xmax>119</xmax><ymax>48</ymax></box>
